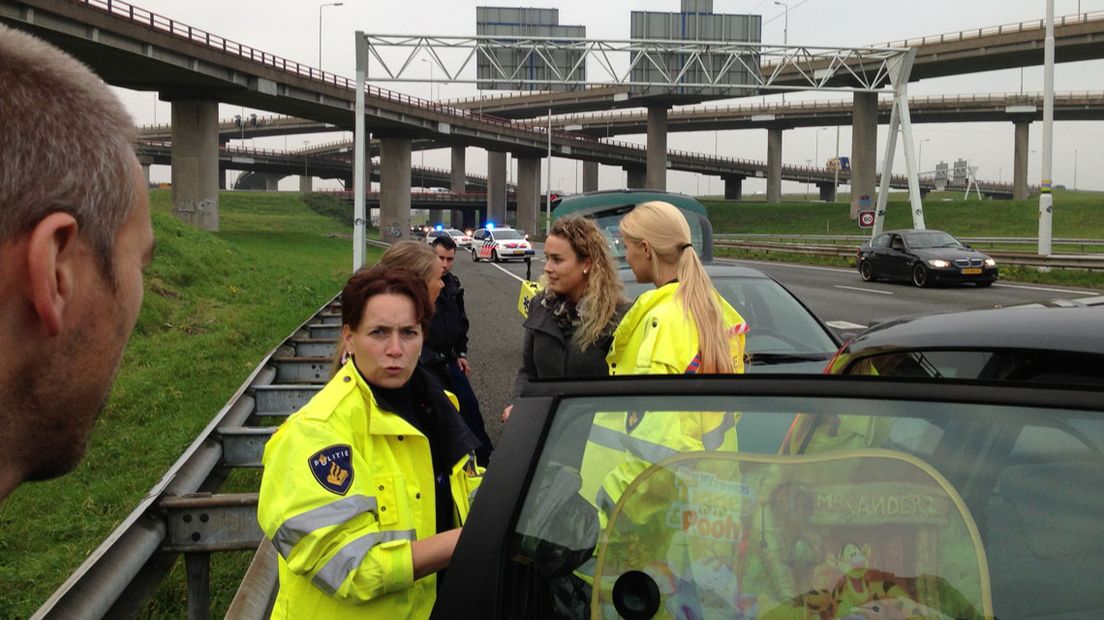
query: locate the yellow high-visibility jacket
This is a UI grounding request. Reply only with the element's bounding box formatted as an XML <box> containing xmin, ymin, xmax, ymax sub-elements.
<box><xmin>606</xmin><ymin>281</ymin><xmax>747</xmax><ymax>376</ymax></box>
<box><xmin>581</xmin><ymin>282</ymin><xmax>748</xmax><ymax>534</ymax></box>
<box><xmin>257</xmin><ymin>361</ymin><xmax>482</xmax><ymax>619</ymax></box>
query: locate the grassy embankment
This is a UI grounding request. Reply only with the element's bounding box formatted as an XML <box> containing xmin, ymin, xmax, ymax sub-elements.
<box><xmin>701</xmin><ymin>189</ymin><xmax>1104</xmax><ymax>290</ymax></box>
<box><xmin>0</xmin><ymin>191</ymin><xmax>370</xmax><ymax>617</ymax></box>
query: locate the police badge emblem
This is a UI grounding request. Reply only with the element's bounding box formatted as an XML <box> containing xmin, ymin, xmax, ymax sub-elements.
<box><xmin>308</xmin><ymin>445</ymin><xmax>354</xmax><ymax>495</ymax></box>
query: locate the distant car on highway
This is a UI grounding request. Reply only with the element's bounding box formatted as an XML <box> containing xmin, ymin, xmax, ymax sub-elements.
<box><xmin>471</xmin><ymin>226</ymin><xmax>534</xmax><ymax>262</ymax></box>
<box><xmin>426</xmin><ymin>228</ymin><xmax>473</xmax><ymax>249</ymax></box>
<box><xmin>857</xmin><ymin>229</ymin><xmax>998</xmax><ymax>288</ymax></box>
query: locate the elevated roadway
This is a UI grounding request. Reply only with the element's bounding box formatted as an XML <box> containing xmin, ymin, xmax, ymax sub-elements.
<box><xmin>447</xmin><ymin>12</ymin><xmax>1104</xmax><ymax>119</ymax></box>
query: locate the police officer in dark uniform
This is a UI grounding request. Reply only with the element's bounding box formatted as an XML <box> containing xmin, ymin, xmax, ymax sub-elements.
<box><xmin>425</xmin><ymin>235</ymin><xmax>493</xmax><ymax>465</ymax></box>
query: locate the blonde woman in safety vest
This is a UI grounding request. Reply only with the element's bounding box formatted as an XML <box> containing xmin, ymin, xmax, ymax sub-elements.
<box><xmin>258</xmin><ymin>265</ymin><xmax>481</xmax><ymax>619</ymax></box>
<box><xmin>578</xmin><ymin>201</ymin><xmax>748</xmax><ymax>612</ymax></box>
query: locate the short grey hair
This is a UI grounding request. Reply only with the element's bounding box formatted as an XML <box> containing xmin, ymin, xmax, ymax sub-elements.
<box><xmin>0</xmin><ymin>24</ymin><xmax>139</xmax><ymax>282</ymax></box>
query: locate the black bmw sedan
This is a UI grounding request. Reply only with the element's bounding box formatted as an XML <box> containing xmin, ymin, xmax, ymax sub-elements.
<box><xmin>857</xmin><ymin>228</ymin><xmax>998</xmax><ymax>287</ymax></box>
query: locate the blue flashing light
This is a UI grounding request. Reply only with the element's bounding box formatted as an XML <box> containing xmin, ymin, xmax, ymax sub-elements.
<box><xmin>435</xmin><ymin>224</ymin><xmax>444</xmax><ymax>231</ymax></box>
<box><xmin>487</xmin><ymin>222</ymin><xmax>496</xmax><ymax>229</ymax></box>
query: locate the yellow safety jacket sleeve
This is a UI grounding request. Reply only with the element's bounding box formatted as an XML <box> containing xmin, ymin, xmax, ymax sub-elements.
<box><xmin>258</xmin><ymin>417</ymin><xmax>416</xmax><ymax>603</ymax></box>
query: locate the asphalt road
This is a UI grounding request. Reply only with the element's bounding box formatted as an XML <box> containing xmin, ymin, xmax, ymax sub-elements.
<box><xmin>453</xmin><ymin>244</ymin><xmax>1102</xmax><ymax>445</ymax></box>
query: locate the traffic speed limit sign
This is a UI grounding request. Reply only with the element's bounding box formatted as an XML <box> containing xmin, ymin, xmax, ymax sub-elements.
<box><xmin>858</xmin><ymin>210</ymin><xmax>875</xmax><ymax>228</ymax></box>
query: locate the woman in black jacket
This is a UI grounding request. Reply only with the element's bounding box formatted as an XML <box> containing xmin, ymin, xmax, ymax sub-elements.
<box><xmin>503</xmin><ymin>216</ymin><xmax>627</xmax><ymax>422</ymax></box>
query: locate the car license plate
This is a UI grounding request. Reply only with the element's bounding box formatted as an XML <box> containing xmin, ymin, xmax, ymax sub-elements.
<box><xmin>962</xmin><ymin>268</ymin><xmax>982</xmax><ymax>275</ymax></box>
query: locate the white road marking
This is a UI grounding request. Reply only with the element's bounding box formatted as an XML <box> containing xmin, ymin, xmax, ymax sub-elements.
<box><xmin>834</xmin><ymin>285</ymin><xmax>894</xmax><ymax>296</ymax></box>
<box><xmin>992</xmin><ymin>282</ymin><xmax>1096</xmax><ymax>295</ymax></box>
<box><xmin>826</xmin><ymin>320</ymin><xmax>868</xmax><ymax>330</ymax></box>
<box><xmin>716</xmin><ymin>257</ymin><xmax>855</xmax><ymax>274</ymax></box>
<box><xmin>490</xmin><ymin>262</ymin><xmax>524</xmax><ymax>283</ymax></box>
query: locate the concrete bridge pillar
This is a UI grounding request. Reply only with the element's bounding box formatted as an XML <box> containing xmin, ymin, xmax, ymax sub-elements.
<box><xmin>817</xmin><ymin>181</ymin><xmax>837</xmax><ymax>203</ymax></box>
<box><xmin>138</xmin><ymin>155</ymin><xmax>153</xmax><ymax>187</ymax></box>
<box><xmin>646</xmin><ymin>106</ymin><xmax>669</xmax><ymax>190</ymax></box>
<box><xmin>170</xmin><ymin>99</ymin><xmax>220</xmax><ymax>230</ymax></box>
<box><xmin>265</xmin><ymin>175</ymin><xmax>281</xmax><ymax>191</ymax></box>
<box><xmin>516</xmin><ymin>157</ymin><xmax>541</xmax><ymax>235</ymax></box>
<box><xmin>450</xmin><ymin>146</ymin><xmax>467</xmax><ymax>229</ymax></box>
<box><xmin>723</xmin><ymin>175</ymin><xmax>744</xmax><ymax>200</ymax></box>
<box><xmin>851</xmin><ymin>92</ymin><xmax>879</xmax><ymax>218</ymax></box>
<box><xmin>582</xmin><ymin>161</ymin><xmax>599</xmax><ymax>193</ymax></box>
<box><xmin>1013</xmin><ymin>121</ymin><xmax>1030</xmax><ymax>200</ymax></box>
<box><xmin>766</xmin><ymin>127</ymin><xmax>783</xmax><ymax>204</ymax></box>
<box><xmin>625</xmin><ymin>166</ymin><xmax>647</xmax><ymax>189</ymax></box>
<box><xmin>486</xmin><ymin>150</ymin><xmax>508</xmax><ymax>227</ymax></box>
<box><xmin>299</xmin><ymin>175</ymin><xmax>313</xmax><ymax>192</ymax></box>
<box><xmin>380</xmin><ymin>137</ymin><xmax>412</xmax><ymax>241</ymax></box>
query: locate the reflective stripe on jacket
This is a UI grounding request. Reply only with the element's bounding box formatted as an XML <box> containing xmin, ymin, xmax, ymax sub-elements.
<box><xmin>582</xmin><ymin>282</ymin><xmax>747</xmax><ymax>532</ymax></box>
<box><xmin>606</xmin><ymin>282</ymin><xmax>747</xmax><ymax>376</ymax></box>
<box><xmin>257</xmin><ymin>360</ymin><xmax>481</xmax><ymax>619</ymax></box>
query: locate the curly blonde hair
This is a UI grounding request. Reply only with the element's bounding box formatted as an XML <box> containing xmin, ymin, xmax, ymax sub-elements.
<box><xmin>548</xmin><ymin>216</ymin><xmax>625</xmax><ymax>350</ymax></box>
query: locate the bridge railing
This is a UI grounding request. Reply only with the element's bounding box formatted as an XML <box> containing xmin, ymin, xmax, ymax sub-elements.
<box><xmin>876</xmin><ymin>10</ymin><xmax>1104</xmax><ymax>49</ymax></box>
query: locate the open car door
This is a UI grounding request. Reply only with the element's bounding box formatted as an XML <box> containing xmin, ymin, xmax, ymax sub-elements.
<box><xmin>434</xmin><ymin>375</ymin><xmax>1104</xmax><ymax>620</ymax></box>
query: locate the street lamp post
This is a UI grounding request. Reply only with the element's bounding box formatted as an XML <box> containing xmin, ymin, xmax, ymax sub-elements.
<box><xmin>318</xmin><ymin>2</ymin><xmax>343</xmax><ymax>71</ymax></box>
<box><xmin>814</xmin><ymin>127</ymin><xmax>828</xmax><ymax>169</ymax></box>
<box><xmin>918</xmin><ymin>138</ymin><xmax>931</xmax><ymax>174</ymax></box>
<box><xmin>773</xmin><ymin>1</ymin><xmax>789</xmax><ymax>102</ymax></box>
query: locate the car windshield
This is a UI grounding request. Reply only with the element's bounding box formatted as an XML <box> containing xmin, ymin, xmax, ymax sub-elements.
<box><xmin>593</xmin><ymin>209</ymin><xmax>706</xmax><ymax>264</ymax></box>
<box><xmin>622</xmin><ymin>275</ymin><xmax>838</xmax><ymax>362</ymax></box>
<box><xmin>493</xmin><ymin>230</ymin><xmax>523</xmax><ymax>240</ymax></box>
<box><xmin>502</xmin><ymin>390</ymin><xmax>1104</xmax><ymax>620</ymax></box>
<box><xmin>905</xmin><ymin>231</ymin><xmax>962</xmax><ymax>249</ymax></box>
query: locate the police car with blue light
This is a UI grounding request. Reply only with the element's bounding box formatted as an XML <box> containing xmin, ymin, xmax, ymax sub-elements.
<box><xmin>470</xmin><ymin>224</ymin><xmax>535</xmax><ymax>262</ymax></box>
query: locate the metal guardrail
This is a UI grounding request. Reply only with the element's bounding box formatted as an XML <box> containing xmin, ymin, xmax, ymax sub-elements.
<box><xmin>716</xmin><ymin>233</ymin><xmax>1104</xmax><ymax>248</ymax></box>
<box><xmin>32</xmin><ymin>299</ymin><xmax>343</xmax><ymax>619</ymax></box>
<box><xmin>714</xmin><ymin>239</ymin><xmax>1104</xmax><ymax>270</ymax></box>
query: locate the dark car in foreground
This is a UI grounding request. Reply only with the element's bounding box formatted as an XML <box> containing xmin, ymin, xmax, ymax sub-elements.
<box><xmin>858</xmin><ymin>229</ymin><xmax>998</xmax><ymax>288</ymax></box>
<box><xmin>825</xmin><ymin>305</ymin><xmax>1104</xmax><ymax>385</ymax></box>
<box><xmin>435</xmin><ymin>306</ymin><xmax>1104</xmax><ymax>620</ymax></box>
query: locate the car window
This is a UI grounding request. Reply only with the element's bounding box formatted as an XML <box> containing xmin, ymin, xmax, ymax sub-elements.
<box><xmin>492</xmin><ymin>229</ymin><xmax>523</xmax><ymax>240</ymax></box>
<box><xmin>474</xmin><ymin>230</ymin><xmax>487</xmax><ymax>240</ymax></box>
<box><xmin>905</xmin><ymin>231</ymin><xmax>961</xmax><ymax>249</ymax></box>
<box><xmin>498</xmin><ymin>393</ymin><xmax>1104</xmax><ymax>620</ymax></box>
<box><xmin>890</xmin><ymin>235</ymin><xmax>905</xmax><ymax>251</ymax></box>
<box><xmin>871</xmin><ymin>233</ymin><xmax>891</xmax><ymax>249</ymax></box>
<box><xmin>842</xmin><ymin>350</ymin><xmax>1104</xmax><ymax>386</ymax></box>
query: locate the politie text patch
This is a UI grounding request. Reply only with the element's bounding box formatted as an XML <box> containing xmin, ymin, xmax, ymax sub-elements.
<box><xmin>308</xmin><ymin>444</ymin><xmax>354</xmax><ymax>495</ymax></box>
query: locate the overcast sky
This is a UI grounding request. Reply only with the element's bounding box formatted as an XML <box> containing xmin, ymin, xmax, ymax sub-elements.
<box><xmin>114</xmin><ymin>0</ymin><xmax>1104</xmax><ymax>195</ymax></box>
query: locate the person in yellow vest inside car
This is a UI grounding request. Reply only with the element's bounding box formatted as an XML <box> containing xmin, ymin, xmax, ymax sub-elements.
<box><xmin>258</xmin><ymin>265</ymin><xmax>482</xmax><ymax>619</ymax></box>
<box><xmin>578</xmin><ymin>201</ymin><xmax>750</xmax><ymax>592</ymax></box>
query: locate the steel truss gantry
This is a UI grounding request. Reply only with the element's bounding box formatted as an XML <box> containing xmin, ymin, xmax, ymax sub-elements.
<box><xmin>351</xmin><ymin>34</ymin><xmax>923</xmax><ymax>266</ymax></box>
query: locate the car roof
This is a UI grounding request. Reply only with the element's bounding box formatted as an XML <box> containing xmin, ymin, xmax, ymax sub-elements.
<box><xmin>848</xmin><ymin>306</ymin><xmax>1104</xmax><ymax>355</ymax></box>
<box><xmin>552</xmin><ymin>189</ymin><xmax>707</xmax><ymax>219</ymax></box>
<box><xmin>880</xmin><ymin>228</ymin><xmax>952</xmax><ymax>235</ymax></box>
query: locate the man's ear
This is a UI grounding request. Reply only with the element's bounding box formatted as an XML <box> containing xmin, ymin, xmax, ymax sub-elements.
<box><xmin>26</xmin><ymin>213</ymin><xmax>81</xmax><ymax>337</ymax></box>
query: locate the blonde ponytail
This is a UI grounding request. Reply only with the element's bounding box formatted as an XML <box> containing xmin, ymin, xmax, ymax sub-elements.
<box><xmin>621</xmin><ymin>201</ymin><xmax>733</xmax><ymax>374</ymax></box>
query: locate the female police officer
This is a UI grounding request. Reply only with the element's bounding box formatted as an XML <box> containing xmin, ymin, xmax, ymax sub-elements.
<box><xmin>258</xmin><ymin>265</ymin><xmax>481</xmax><ymax>618</ymax></box>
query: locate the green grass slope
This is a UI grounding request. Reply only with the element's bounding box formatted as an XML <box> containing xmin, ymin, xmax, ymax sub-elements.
<box><xmin>0</xmin><ymin>190</ymin><xmax>371</xmax><ymax>617</ymax></box>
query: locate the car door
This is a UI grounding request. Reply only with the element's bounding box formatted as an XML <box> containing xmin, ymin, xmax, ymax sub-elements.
<box><xmin>887</xmin><ymin>233</ymin><xmax>911</xmax><ymax>280</ymax></box>
<box><xmin>433</xmin><ymin>375</ymin><xmax>1104</xmax><ymax>619</ymax></box>
<box><xmin>865</xmin><ymin>233</ymin><xmax>892</xmax><ymax>278</ymax></box>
